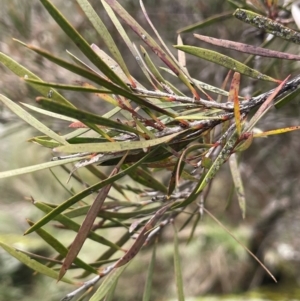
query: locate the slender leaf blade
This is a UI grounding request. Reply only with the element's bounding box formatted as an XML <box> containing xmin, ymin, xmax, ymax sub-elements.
<box><xmin>0</xmin><ymin>94</ymin><xmax>67</xmax><ymax>145</ymax></box>
<box><xmin>173</xmin><ymin>225</ymin><xmax>185</xmax><ymax>301</ymax></box>
<box><xmin>0</xmin><ymin>241</ymin><xmax>74</xmax><ymax>284</ymax></box>
<box><xmin>174</xmin><ymin>45</ymin><xmax>279</xmax><ymax>82</ymax></box>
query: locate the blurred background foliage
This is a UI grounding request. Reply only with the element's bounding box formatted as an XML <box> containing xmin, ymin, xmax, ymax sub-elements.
<box><xmin>1</xmin><ymin>0</ymin><xmax>300</xmax><ymax>300</ymax></box>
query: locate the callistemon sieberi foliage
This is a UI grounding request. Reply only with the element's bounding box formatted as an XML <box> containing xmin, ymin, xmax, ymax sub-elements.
<box><xmin>0</xmin><ymin>0</ymin><xmax>300</xmax><ymax>300</ymax></box>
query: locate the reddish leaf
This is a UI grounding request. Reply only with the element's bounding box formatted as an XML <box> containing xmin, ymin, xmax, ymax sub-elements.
<box><xmin>194</xmin><ymin>34</ymin><xmax>300</xmax><ymax>61</ymax></box>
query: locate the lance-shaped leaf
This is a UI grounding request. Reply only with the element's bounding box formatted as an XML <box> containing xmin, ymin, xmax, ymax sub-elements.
<box><xmin>113</xmin><ymin>204</ymin><xmax>170</xmax><ymax>268</ymax></box>
<box><xmin>275</xmin><ymin>85</ymin><xmax>300</xmax><ymax>109</ymax></box>
<box><xmin>26</xmin><ymin>219</ymin><xmax>97</xmax><ymax>275</ymax></box>
<box><xmin>139</xmin><ymin>45</ymin><xmax>167</xmax><ymax>86</ymax></box>
<box><xmin>143</xmin><ymin>243</ymin><xmax>156</xmax><ymax>301</ymax></box>
<box><xmin>194</xmin><ymin>34</ymin><xmax>300</xmax><ymax>60</ymax></box>
<box><xmin>21</xmin><ymin>102</ymin><xmax>77</xmax><ymax>122</ymax></box>
<box><xmin>253</xmin><ymin>125</ymin><xmax>300</xmax><ymax>137</ymax></box>
<box><xmin>174</xmin><ymin>45</ymin><xmax>278</xmax><ymax>83</ymax></box>
<box><xmin>0</xmin><ymin>52</ymin><xmax>72</xmax><ymax>106</ymax></box>
<box><xmin>104</xmin><ymin>0</ymin><xmax>200</xmax><ymax>99</ymax></box>
<box><xmin>0</xmin><ymin>156</ymin><xmax>86</xmax><ymax>179</ymax></box>
<box><xmin>0</xmin><ymin>94</ymin><xmax>67</xmax><ymax>145</ymax></box>
<box><xmin>246</xmin><ymin>76</ymin><xmax>290</xmax><ymax>132</ymax></box>
<box><xmin>55</xmin><ymin>132</ymin><xmax>179</xmax><ymax>153</ymax></box>
<box><xmin>229</xmin><ymin>154</ymin><xmax>246</xmax><ymax>218</ymax></box>
<box><xmin>67</xmin><ymin>205</ymin><xmax>161</xmax><ymax>220</ymax></box>
<box><xmin>228</xmin><ymin>72</ymin><xmax>242</xmax><ymax>136</ymax></box>
<box><xmin>39</xmin><ymin>0</ymin><xmax>128</xmax><ymax>89</ymax></box>
<box><xmin>24</xmin><ymin>79</ymin><xmax>111</xmax><ymax>94</ymax></box>
<box><xmin>234</xmin><ymin>9</ymin><xmax>300</xmax><ymax>45</ymax></box>
<box><xmin>24</xmin><ymin>147</ymin><xmax>160</xmax><ymax>234</ymax></box>
<box><xmin>0</xmin><ymin>241</ymin><xmax>74</xmax><ymax>284</ymax></box>
<box><xmin>58</xmin><ymin>153</ymin><xmax>128</xmax><ymax>281</ymax></box>
<box><xmin>173</xmin><ymin>225</ymin><xmax>185</xmax><ymax>301</ymax></box>
<box><xmin>76</xmin><ymin>0</ymin><xmax>135</xmax><ymax>86</ymax></box>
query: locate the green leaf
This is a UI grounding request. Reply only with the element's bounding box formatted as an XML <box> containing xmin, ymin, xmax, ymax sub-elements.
<box><xmin>142</xmin><ymin>243</ymin><xmax>156</xmax><ymax>301</ymax></box>
<box><xmin>21</xmin><ymin>102</ymin><xmax>77</xmax><ymax>122</ymax></box>
<box><xmin>127</xmin><ymin>167</ymin><xmax>168</xmax><ymax>194</ymax></box>
<box><xmin>55</xmin><ymin>132</ymin><xmax>179</xmax><ymax>153</ymax></box>
<box><xmin>173</xmin><ymin>225</ymin><xmax>185</xmax><ymax>301</ymax></box>
<box><xmin>275</xmin><ymin>85</ymin><xmax>300</xmax><ymax>109</ymax></box>
<box><xmin>229</xmin><ymin>154</ymin><xmax>246</xmax><ymax>218</ymax></box>
<box><xmin>89</xmin><ymin>264</ymin><xmax>128</xmax><ymax>301</ymax></box>
<box><xmin>174</xmin><ymin>45</ymin><xmax>278</xmax><ymax>82</ymax></box>
<box><xmin>39</xmin><ymin>0</ymin><xmax>128</xmax><ymax>89</ymax></box>
<box><xmin>0</xmin><ymin>156</ymin><xmax>85</xmax><ymax>179</ymax></box>
<box><xmin>0</xmin><ymin>52</ymin><xmax>72</xmax><ymax>106</ymax></box>
<box><xmin>24</xmin><ymin>78</ymin><xmax>111</xmax><ymax>94</ymax></box>
<box><xmin>0</xmin><ymin>241</ymin><xmax>74</xmax><ymax>284</ymax></box>
<box><xmin>0</xmin><ymin>94</ymin><xmax>67</xmax><ymax>145</ymax></box>
<box><xmin>76</xmin><ymin>0</ymin><xmax>134</xmax><ymax>86</ymax></box>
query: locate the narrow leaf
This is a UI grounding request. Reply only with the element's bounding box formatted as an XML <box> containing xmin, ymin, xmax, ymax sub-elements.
<box><xmin>173</xmin><ymin>225</ymin><xmax>185</xmax><ymax>301</ymax></box>
<box><xmin>0</xmin><ymin>156</ymin><xmax>85</xmax><ymax>179</ymax></box>
<box><xmin>174</xmin><ymin>46</ymin><xmax>278</xmax><ymax>82</ymax></box>
<box><xmin>24</xmin><ymin>78</ymin><xmax>111</xmax><ymax>93</ymax></box>
<box><xmin>228</xmin><ymin>72</ymin><xmax>242</xmax><ymax>136</ymax></box>
<box><xmin>0</xmin><ymin>94</ymin><xmax>67</xmax><ymax>145</ymax></box>
<box><xmin>0</xmin><ymin>241</ymin><xmax>74</xmax><ymax>284</ymax></box>
<box><xmin>246</xmin><ymin>76</ymin><xmax>290</xmax><ymax>131</ymax></box>
<box><xmin>55</xmin><ymin>132</ymin><xmax>179</xmax><ymax>153</ymax></box>
<box><xmin>0</xmin><ymin>52</ymin><xmax>72</xmax><ymax>106</ymax></box>
<box><xmin>114</xmin><ymin>205</ymin><xmax>169</xmax><ymax>268</ymax></box>
<box><xmin>194</xmin><ymin>34</ymin><xmax>300</xmax><ymax>60</ymax></box>
<box><xmin>253</xmin><ymin>125</ymin><xmax>300</xmax><ymax>137</ymax></box>
<box><xmin>142</xmin><ymin>243</ymin><xmax>156</xmax><ymax>301</ymax></box>
<box><xmin>229</xmin><ymin>154</ymin><xmax>246</xmax><ymax>218</ymax></box>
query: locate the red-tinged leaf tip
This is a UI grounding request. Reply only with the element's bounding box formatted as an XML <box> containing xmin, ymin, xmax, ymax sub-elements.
<box><xmin>69</xmin><ymin>121</ymin><xmax>87</xmax><ymax>128</ymax></box>
<box><xmin>129</xmin><ymin>78</ymin><xmax>137</xmax><ymax>88</ymax></box>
